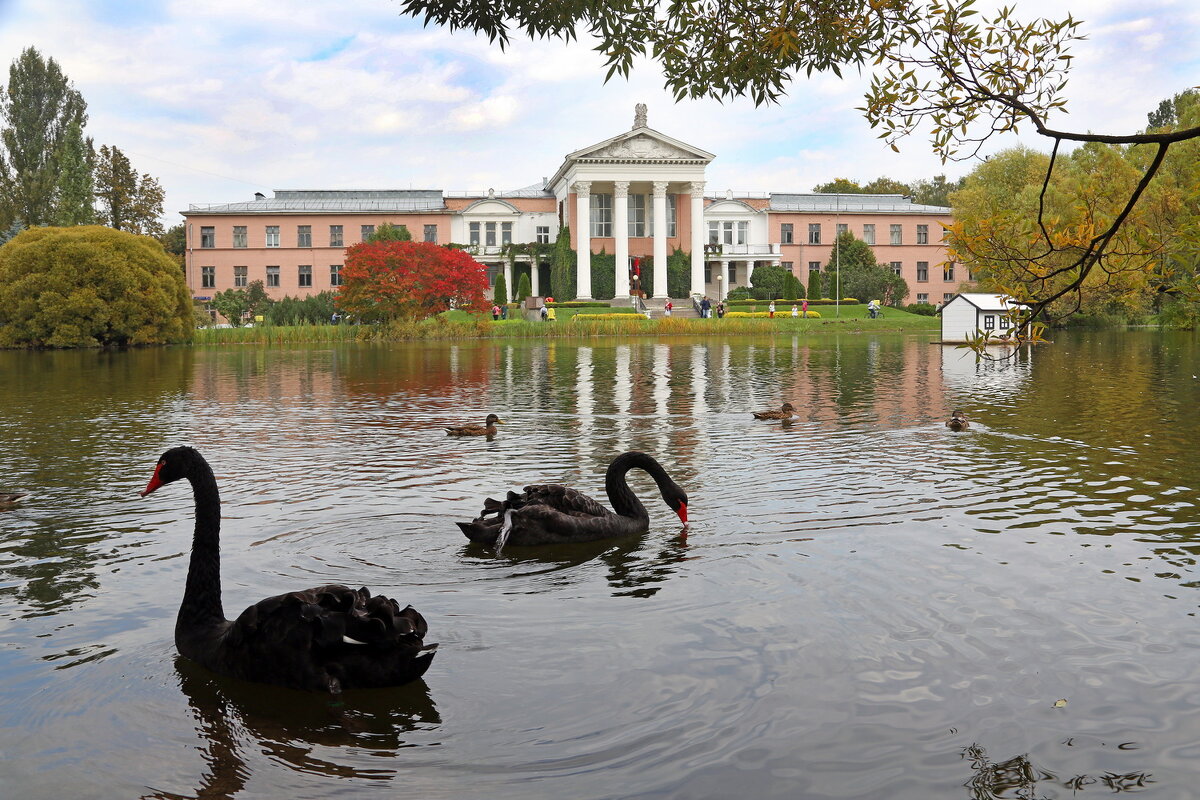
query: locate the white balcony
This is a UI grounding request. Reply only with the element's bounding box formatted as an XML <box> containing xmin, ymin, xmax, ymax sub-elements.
<box><xmin>703</xmin><ymin>243</ymin><xmax>780</xmax><ymax>257</ymax></box>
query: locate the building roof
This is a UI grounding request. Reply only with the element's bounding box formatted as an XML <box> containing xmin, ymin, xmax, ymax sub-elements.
<box><xmin>941</xmin><ymin>293</ymin><xmax>1024</xmax><ymax>312</ymax></box>
<box><xmin>769</xmin><ymin>193</ymin><xmax>950</xmax><ymax>215</ymax></box>
<box><xmin>186</xmin><ymin>189</ymin><xmax>447</xmax><ymax>214</ymax></box>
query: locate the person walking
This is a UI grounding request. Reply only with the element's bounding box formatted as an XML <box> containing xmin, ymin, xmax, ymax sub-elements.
<box><xmin>716</xmin><ymin>300</ymin><xmax>725</xmax><ymax>319</ymax></box>
<box><xmin>491</xmin><ymin>304</ymin><xmax>500</xmax><ymax>321</ymax></box>
<box><xmin>701</xmin><ymin>296</ymin><xmax>711</xmax><ymax>318</ymax></box>
<box><xmin>664</xmin><ymin>297</ymin><xmax>673</xmax><ymax>317</ymax></box>
<box><xmin>769</xmin><ymin>300</ymin><xmax>776</xmax><ymax>318</ymax></box>
<box><xmin>801</xmin><ymin>298</ymin><xmax>808</xmax><ymax>317</ymax></box>
<box><xmin>791</xmin><ymin>304</ymin><xmax>798</xmax><ymax>318</ymax></box>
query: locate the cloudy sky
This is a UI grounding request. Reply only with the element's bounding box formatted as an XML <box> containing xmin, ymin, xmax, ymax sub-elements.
<box><xmin>0</xmin><ymin>0</ymin><xmax>1196</xmax><ymax>225</ymax></box>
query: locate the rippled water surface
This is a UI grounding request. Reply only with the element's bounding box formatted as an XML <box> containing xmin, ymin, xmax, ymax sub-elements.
<box><xmin>2</xmin><ymin>331</ymin><xmax>1200</xmax><ymax>799</ymax></box>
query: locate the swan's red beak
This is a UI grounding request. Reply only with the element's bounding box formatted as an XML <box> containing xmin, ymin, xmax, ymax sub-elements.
<box><xmin>140</xmin><ymin>463</ymin><xmax>165</xmax><ymax>497</ymax></box>
<box><xmin>676</xmin><ymin>503</ymin><xmax>688</xmax><ymax>524</ymax></box>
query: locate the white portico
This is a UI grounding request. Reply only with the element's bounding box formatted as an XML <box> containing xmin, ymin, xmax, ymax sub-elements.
<box><xmin>548</xmin><ymin>105</ymin><xmax>713</xmax><ymax>300</ymax></box>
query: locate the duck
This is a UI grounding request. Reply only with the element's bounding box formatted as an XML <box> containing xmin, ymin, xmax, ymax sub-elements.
<box><xmin>0</xmin><ymin>491</ymin><xmax>30</xmax><ymax>505</ymax></box>
<box><xmin>140</xmin><ymin>446</ymin><xmax>436</xmax><ymax>693</ymax></box>
<box><xmin>457</xmin><ymin>451</ymin><xmax>688</xmax><ymax>551</ymax></box>
<box><xmin>946</xmin><ymin>410</ymin><xmax>970</xmax><ymax>431</ymax></box>
<box><xmin>445</xmin><ymin>414</ymin><xmax>504</xmax><ymax>437</ymax></box>
<box><xmin>752</xmin><ymin>402</ymin><xmax>795</xmax><ymax>420</ymax></box>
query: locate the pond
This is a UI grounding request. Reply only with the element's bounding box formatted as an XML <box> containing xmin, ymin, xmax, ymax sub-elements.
<box><xmin>1</xmin><ymin>330</ymin><xmax>1198</xmax><ymax>799</ymax></box>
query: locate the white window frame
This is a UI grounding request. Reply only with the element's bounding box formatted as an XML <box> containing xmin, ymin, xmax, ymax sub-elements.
<box><xmin>232</xmin><ymin>226</ymin><xmax>247</xmax><ymax>248</ymax></box>
<box><xmin>590</xmin><ymin>193</ymin><xmax>613</xmax><ymax>237</ymax></box>
<box><xmin>780</xmin><ymin>223</ymin><xmax>793</xmax><ymax>244</ymax></box>
<box><xmin>330</xmin><ymin>264</ymin><xmax>342</xmax><ymax>287</ymax></box>
<box><xmin>266</xmin><ymin>265</ymin><xmax>280</xmax><ymax>287</ymax></box>
<box><xmin>536</xmin><ymin>225</ymin><xmax>551</xmax><ymax>244</ymax></box>
<box><xmin>917</xmin><ymin>224</ymin><xmax>928</xmax><ymax>244</ymax></box>
<box><xmin>469</xmin><ymin>222</ymin><xmax>481</xmax><ymax>246</ymax></box>
<box><xmin>890</xmin><ymin>224</ymin><xmax>902</xmax><ymax>245</ymax></box>
<box><xmin>863</xmin><ymin>224</ymin><xmax>875</xmax><ymax>245</ymax></box>
<box><xmin>233</xmin><ymin>266</ymin><xmax>247</xmax><ymax>287</ymax></box>
<box><xmin>298</xmin><ymin>264</ymin><xmax>312</xmax><ymax>288</ymax></box>
<box><xmin>808</xmin><ymin>223</ymin><xmax>821</xmax><ymax>244</ymax></box>
<box><xmin>265</xmin><ymin>226</ymin><xmax>280</xmax><ymax>248</ymax></box>
<box><xmin>297</xmin><ymin>225</ymin><xmax>312</xmax><ymax>248</ymax></box>
<box><xmin>329</xmin><ymin>225</ymin><xmax>343</xmax><ymax>247</ymax></box>
<box><xmin>917</xmin><ymin>261</ymin><xmax>929</xmax><ymax>282</ymax></box>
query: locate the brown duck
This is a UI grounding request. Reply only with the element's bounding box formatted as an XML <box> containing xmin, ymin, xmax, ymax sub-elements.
<box><xmin>946</xmin><ymin>410</ymin><xmax>970</xmax><ymax>431</ymax></box>
<box><xmin>0</xmin><ymin>491</ymin><xmax>30</xmax><ymax>506</ymax></box>
<box><xmin>752</xmin><ymin>402</ymin><xmax>795</xmax><ymax>420</ymax></box>
<box><xmin>445</xmin><ymin>414</ymin><xmax>504</xmax><ymax>436</ymax></box>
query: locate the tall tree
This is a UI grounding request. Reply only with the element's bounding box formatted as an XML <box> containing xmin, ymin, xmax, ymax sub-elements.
<box><xmin>0</xmin><ymin>47</ymin><xmax>87</xmax><ymax>228</ymax></box>
<box><xmin>337</xmin><ymin>240</ymin><xmax>488</xmax><ymax>321</ymax></box>
<box><xmin>52</xmin><ymin>119</ymin><xmax>94</xmax><ymax>225</ymax></box>
<box><xmin>812</xmin><ymin>177</ymin><xmax>864</xmax><ymax>194</ymax></box>
<box><xmin>94</xmin><ymin>144</ymin><xmax>165</xmax><ymax>236</ymax></box>
<box><xmin>367</xmin><ymin>222</ymin><xmax>413</xmax><ymax>242</ymax></box>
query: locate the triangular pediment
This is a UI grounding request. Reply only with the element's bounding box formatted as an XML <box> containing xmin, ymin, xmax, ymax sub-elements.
<box><xmin>570</xmin><ymin>127</ymin><xmax>714</xmax><ymax>164</ymax></box>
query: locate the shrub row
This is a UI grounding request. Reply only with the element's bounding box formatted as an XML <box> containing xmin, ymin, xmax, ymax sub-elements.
<box><xmin>726</xmin><ymin>298</ymin><xmax>860</xmax><ymax>306</ymax></box>
<box><xmin>725</xmin><ymin>311</ymin><xmax>822</xmax><ymax>319</ymax></box>
<box><xmin>572</xmin><ymin>313</ymin><xmax>651</xmax><ymax>321</ymax></box>
<box><xmin>547</xmin><ymin>301</ymin><xmax>612</xmax><ymax>308</ymax></box>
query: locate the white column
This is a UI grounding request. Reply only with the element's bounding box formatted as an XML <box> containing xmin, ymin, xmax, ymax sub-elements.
<box><xmin>503</xmin><ymin>259</ymin><xmax>513</xmax><ymax>303</ymax></box>
<box><xmin>531</xmin><ymin>257</ymin><xmax>540</xmax><ymax>297</ymax></box>
<box><xmin>574</xmin><ymin>181</ymin><xmax>592</xmax><ymax>299</ymax></box>
<box><xmin>613</xmin><ymin>180</ymin><xmax>630</xmax><ymax>298</ymax></box>
<box><xmin>690</xmin><ymin>181</ymin><xmax>705</xmax><ymax>298</ymax></box>
<box><xmin>652</xmin><ymin>181</ymin><xmax>668</xmax><ymax>298</ymax></box>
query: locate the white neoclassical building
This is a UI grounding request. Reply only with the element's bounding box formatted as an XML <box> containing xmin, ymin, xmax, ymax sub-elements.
<box><xmin>182</xmin><ymin>105</ymin><xmax>961</xmax><ymax>309</ymax></box>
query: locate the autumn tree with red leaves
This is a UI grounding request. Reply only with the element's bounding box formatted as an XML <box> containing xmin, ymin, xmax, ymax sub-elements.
<box><xmin>336</xmin><ymin>240</ymin><xmax>489</xmax><ymax>321</ymax></box>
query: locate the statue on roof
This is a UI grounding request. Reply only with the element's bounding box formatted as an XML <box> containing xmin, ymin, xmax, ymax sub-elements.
<box><xmin>634</xmin><ymin>103</ymin><xmax>647</xmax><ymax>129</ymax></box>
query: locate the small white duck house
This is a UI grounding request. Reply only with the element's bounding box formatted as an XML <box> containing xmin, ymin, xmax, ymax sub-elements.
<box><xmin>938</xmin><ymin>293</ymin><xmax>1026</xmax><ymax>343</ymax></box>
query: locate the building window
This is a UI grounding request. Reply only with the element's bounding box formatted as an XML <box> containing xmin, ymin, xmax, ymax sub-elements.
<box><xmin>423</xmin><ymin>224</ymin><xmax>438</xmax><ymax>243</ymax></box>
<box><xmin>667</xmin><ymin>194</ymin><xmax>678</xmax><ymax>237</ymax></box>
<box><xmin>728</xmin><ymin>264</ymin><xmax>737</xmax><ymax>285</ymax></box>
<box><xmin>917</xmin><ymin>224</ymin><xmax>929</xmax><ymax>244</ymax></box>
<box><xmin>944</xmin><ymin>292</ymin><xmax>955</xmax><ymax>302</ymax></box>
<box><xmin>708</xmin><ymin>221</ymin><xmax>748</xmax><ymax>246</ymax></box>
<box><xmin>782</xmin><ymin>261</ymin><xmax>793</xmax><ymax>271</ymax></box>
<box><xmin>361</xmin><ymin>224</ymin><xmax>374</xmax><ymax>241</ymax></box>
<box><xmin>704</xmin><ymin>263</ymin><xmax>712</xmax><ymax>283</ymax></box>
<box><xmin>297</xmin><ymin>225</ymin><xmax>311</xmax><ymax>248</ymax></box>
<box><xmin>200</xmin><ymin>226</ymin><xmax>215</xmax><ymax>248</ymax></box>
<box><xmin>999</xmin><ymin>314</ymin><xmax>1010</xmax><ymax>329</ymax></box>
<box><xmin>916</xmin><ymin>293</ymin><xmax>929</xmax><ymax>303</ymax></box>
<box><xmin>627</xmin><ymin>193</ymin><xmax>646</xmax><ymax>237</ymax></box>
<box><xmin>837</xmin><ymin>223</ymin><xmax>848</xmax><ymax>236</ymax></box>
<box><xmin>232</xmin><ymin>226</ymin><xmax>247</xmax><ymax>248</ymax></box>
<box><xmin>265</xmin><ymin>226</ymin><xmax>280</xmax><ymax>247</ymax></box>
<box><xmin>590</xmin><ymin>193</ymin><xmax>613</xmax><ymax>237</ymax></box>
<box><xmin>536</xmin><ymin>225</ymin><xmax>551</xmax><ymax>244</ymax></box>
<box><xmin>501</xmin><ymin>222</ymin><xmax>513</xmax><ymax>246</ymax></box>
<box><xmin>266</xmin><ymin>266</ymin><xmax>280</xmax><ymax>287</ymax></box>
<box><xmin>943</xmin><ymin>263</ymin><xmax>955</xmax><ymax>281</ymax></box>
<box><xmin>890</xmin><ymin>261</ymin><xmax>902</xmax><ymax>276</ymax></box>
<box><xmin>984</xmin><ymin>314</ymin><xmax>995</xmax><ymax>330</ymax></box>
<box><xmin>808</xmin><ymin>223</ymin><xmax>821</xmax><ymax>244</ymax></box>
<box><xmin>329</xmin><ymin>225</ymin><xmax>343</xmax><ymax>247</ymax></box>
<box><xmin>201</xmin><ymin>265</ymin><xmax>215</xmax><ymax>288</ymax></box>
<box><xmin>863</xmin><ymin>224</ymin><xmax>875</xmax><ymax>245</ymax></box>
<box><xmin>330</xmin><ymin>264</ymin><xmax>342</xmax><ymax>287</ymax></box>
<box><xmin>917</xmin><ymin>262</ymin><xmax>929</xmax><ymax>282</ymax></box>
<box><xmin>469</xmin><ymin>222</ymin><xmax>481</xmax><ymax>246</ymax></box>
<box><xmin>780</xmin><ymin>223</ymin><xmax>794</xmax><ymax>244</ymax></box>
<box><xmin>890</xmin><ymin>224</ymin><xmax>902</xmax><ymax>245</ymax></box>
<box><xmin>808</xmin><ymin>261</ymin><xmax>821</xmax><ymax>274</ymax></box>
<box><xmin>485</xmin><ymin>222</ymin><xmax>497</xmax><ymax>247</ymax></box>
<box><xmin>233</xmin><ymin>266</ymin><xmax>247</xmax><ymax>287</ymax></box>
<box><xmin>298</xmin><ymin>265</ymin><xmax>312</xmax><ymax>288</ymax></box>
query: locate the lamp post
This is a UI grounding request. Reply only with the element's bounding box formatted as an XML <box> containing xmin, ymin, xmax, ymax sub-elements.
<box><xmin>835</xmin><ymin>193</ymin><xmax>841</xmax><ymax>318</ymax></box>
<box><xmin>716</xmin><ymin>272</ymin><xmax>724</xmax><ymax>303</ymax></box>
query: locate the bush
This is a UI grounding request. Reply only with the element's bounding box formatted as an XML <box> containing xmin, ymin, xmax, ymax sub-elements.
<box><xmin>515</xmin><ymin>271</ymin><xmax>532</xmax><ymax>303</ymax></box>
<box><xmin>0</xmin><ymin>225</ymin><xmax>192</xmax><ymax>347</ymax></box>
<box><xmin>905</xmin><ymin>302</ymin><xmax>938</xmax><ymax>316</ymax></box>
<box><xmin>727</xmin><ymin>297</ymin><xmax>858</xmax><ymax>306</ymax></box>
<box><xmin>546</xmin><ymin>301</ymin><xmax>611</xmax><ymax>308</ymax></box>
<box><xmin>572</xmin><ymin>313</ymin><xmax>651</xmax><ymax>321</ymax></box>
<box><xmin>725</xmin><ymin>310</ymin><xmax>821</xmax><ymax>318</ymax></box>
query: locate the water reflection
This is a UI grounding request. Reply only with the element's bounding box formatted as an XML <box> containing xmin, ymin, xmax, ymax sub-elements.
<box><xmin>962</xmin><ymin>743</ymin><xmax>1153</xmax><ymax>798</ymax></box>
<box><xmin>144</xmin><ymin>659</ymin><xmax>439</xmax><ymax>799</ymax></box>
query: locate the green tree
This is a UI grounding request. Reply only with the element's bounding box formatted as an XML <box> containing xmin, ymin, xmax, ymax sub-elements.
<box><xmin>667</xmin><ymin>247</ymin><xmax>690</xmax><ymax>297</ymax></box>
<box><xmin>515</xmin><ymin>269</ymin><xmax>532</xmax><ymax>303</ymax></box>
<box><xmin>211</xmin><ymin>287</ymin><xmax>250</xmax><ymax>326</ymax></box>
<box><xmin>0</xmin><ymin>225</ymin><xmax>192</xmax><ymax>347</ymax></box>
<box><xmin>807</xmin><ymin>268</ymin><xmax>823</xmax><ymax>300</ymax></box>
<box><xmin>750</xmin><ymin>263</ymin><xmax>790</xmax><ymax>299</ymax></box>
<box><xmin>813</xmin><ymin>178</ymin><xmax>863</xmax><ymax>194</ymax></box>
<box><xmin>550</xmin><ymin>226</ymin><xmax>576</xmax><ymax>300</ymax></box>
<box><xmin>367</xmin><ymin>222</ymin><xmax>413</xmax><ymax>242</ymax></box>
<box><xmin>782</xmin><ymin>271</ymin><xmax>804</xmax><ymax>299</ymax></box>
<box><xmin>94</xmin><ymin>144</ymin><xmax>165</xmax><ymax>236</ymax></box>
<box><xmin>862</xmin><ymin>177</ymin><xmax>912</xmax><ymax>195</ymax></box>
<box><xmin>52</xmin><ymin>119</ymin><xmax>94</xmax><ymax>225</ymax></box>
<box><xmin>493</xmin><ymin>270</ymin><xmax>508</xmax><ymax>307</ymax></box>
<box><xmin>157</xmin><ymin>223</ymin><xmax>186</xmax><ymax>269</ymax></box>
<box><xmin>909</xmin><ymin>174</ymin><xmax>964</xmax><ymax>207</ymax></box>
<box><xmin>0</xmin><ymin>47</ymin><xmax>87</xmax><ymax>228</ymax></box>
<box><xmin>825</xmin><ymin>231</ymin><xmax>908</xmax><ymax>305</ymax></box>
<box><xmin>402</xmin><ymin>0</ymin><xmax>1200</xmax><ymax>332</ymax></box>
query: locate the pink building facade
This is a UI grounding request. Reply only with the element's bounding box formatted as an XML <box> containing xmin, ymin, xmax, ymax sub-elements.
<box><xmin>181</xmin><ymin>108</ymin><xmax>965</xmax><ymax>310</ymax></box>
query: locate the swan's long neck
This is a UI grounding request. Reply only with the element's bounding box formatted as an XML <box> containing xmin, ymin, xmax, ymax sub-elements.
<box><xmin>605</xmin><ymin>452</ymin><xmax>668</xmax><ymax>519</ymax></box>
<box><xmin>179</xmin><ymin>459</ymin><xmax>225</xmax><ymax>628</ymax></box>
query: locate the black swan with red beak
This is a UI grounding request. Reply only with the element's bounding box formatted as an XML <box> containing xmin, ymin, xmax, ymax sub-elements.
<box><xmin>141</xmin><ymin>446</ymin><xmax>435</xmax><ymax>693</ymax></box>
<box><xmin>457</xmin><ymin>451</ymin><xmax>688</xmax><ymax>551</ymax></box>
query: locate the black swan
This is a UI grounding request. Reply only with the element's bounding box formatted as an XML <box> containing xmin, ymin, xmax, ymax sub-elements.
<box><xmin>946</xmin><ymin>410</ymin><xmax>970</xmax><ymax>431</ymax></box>
<box><xmin>445</xmin><ymin>413</ymin><xmax>504</xmax><ymax>437</ymax></box>
<box><xmin>457</xmin><ymin>451</ymin><xmax>688</xmax><ymax>550</ymax></box>
<box><xmin>140</xmin><ymin>446</ymin><xmax>436</xmax><ymax>693</ymax></box>
<box><xmin>752</xmin><ymin>402</ymin><xmax>795</xmax><ymax>420</ymax></box>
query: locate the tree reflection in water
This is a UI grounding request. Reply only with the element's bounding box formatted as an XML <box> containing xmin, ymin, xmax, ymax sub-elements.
<box><xmin>962</xmin><ymin>743</ymin><xmax>1153</xmax><ymax>798</ymax></box>
<box><xmin>144</xmin><ymin>657</ymin><xmax>439</xmax><ymax>799</ymax></box>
